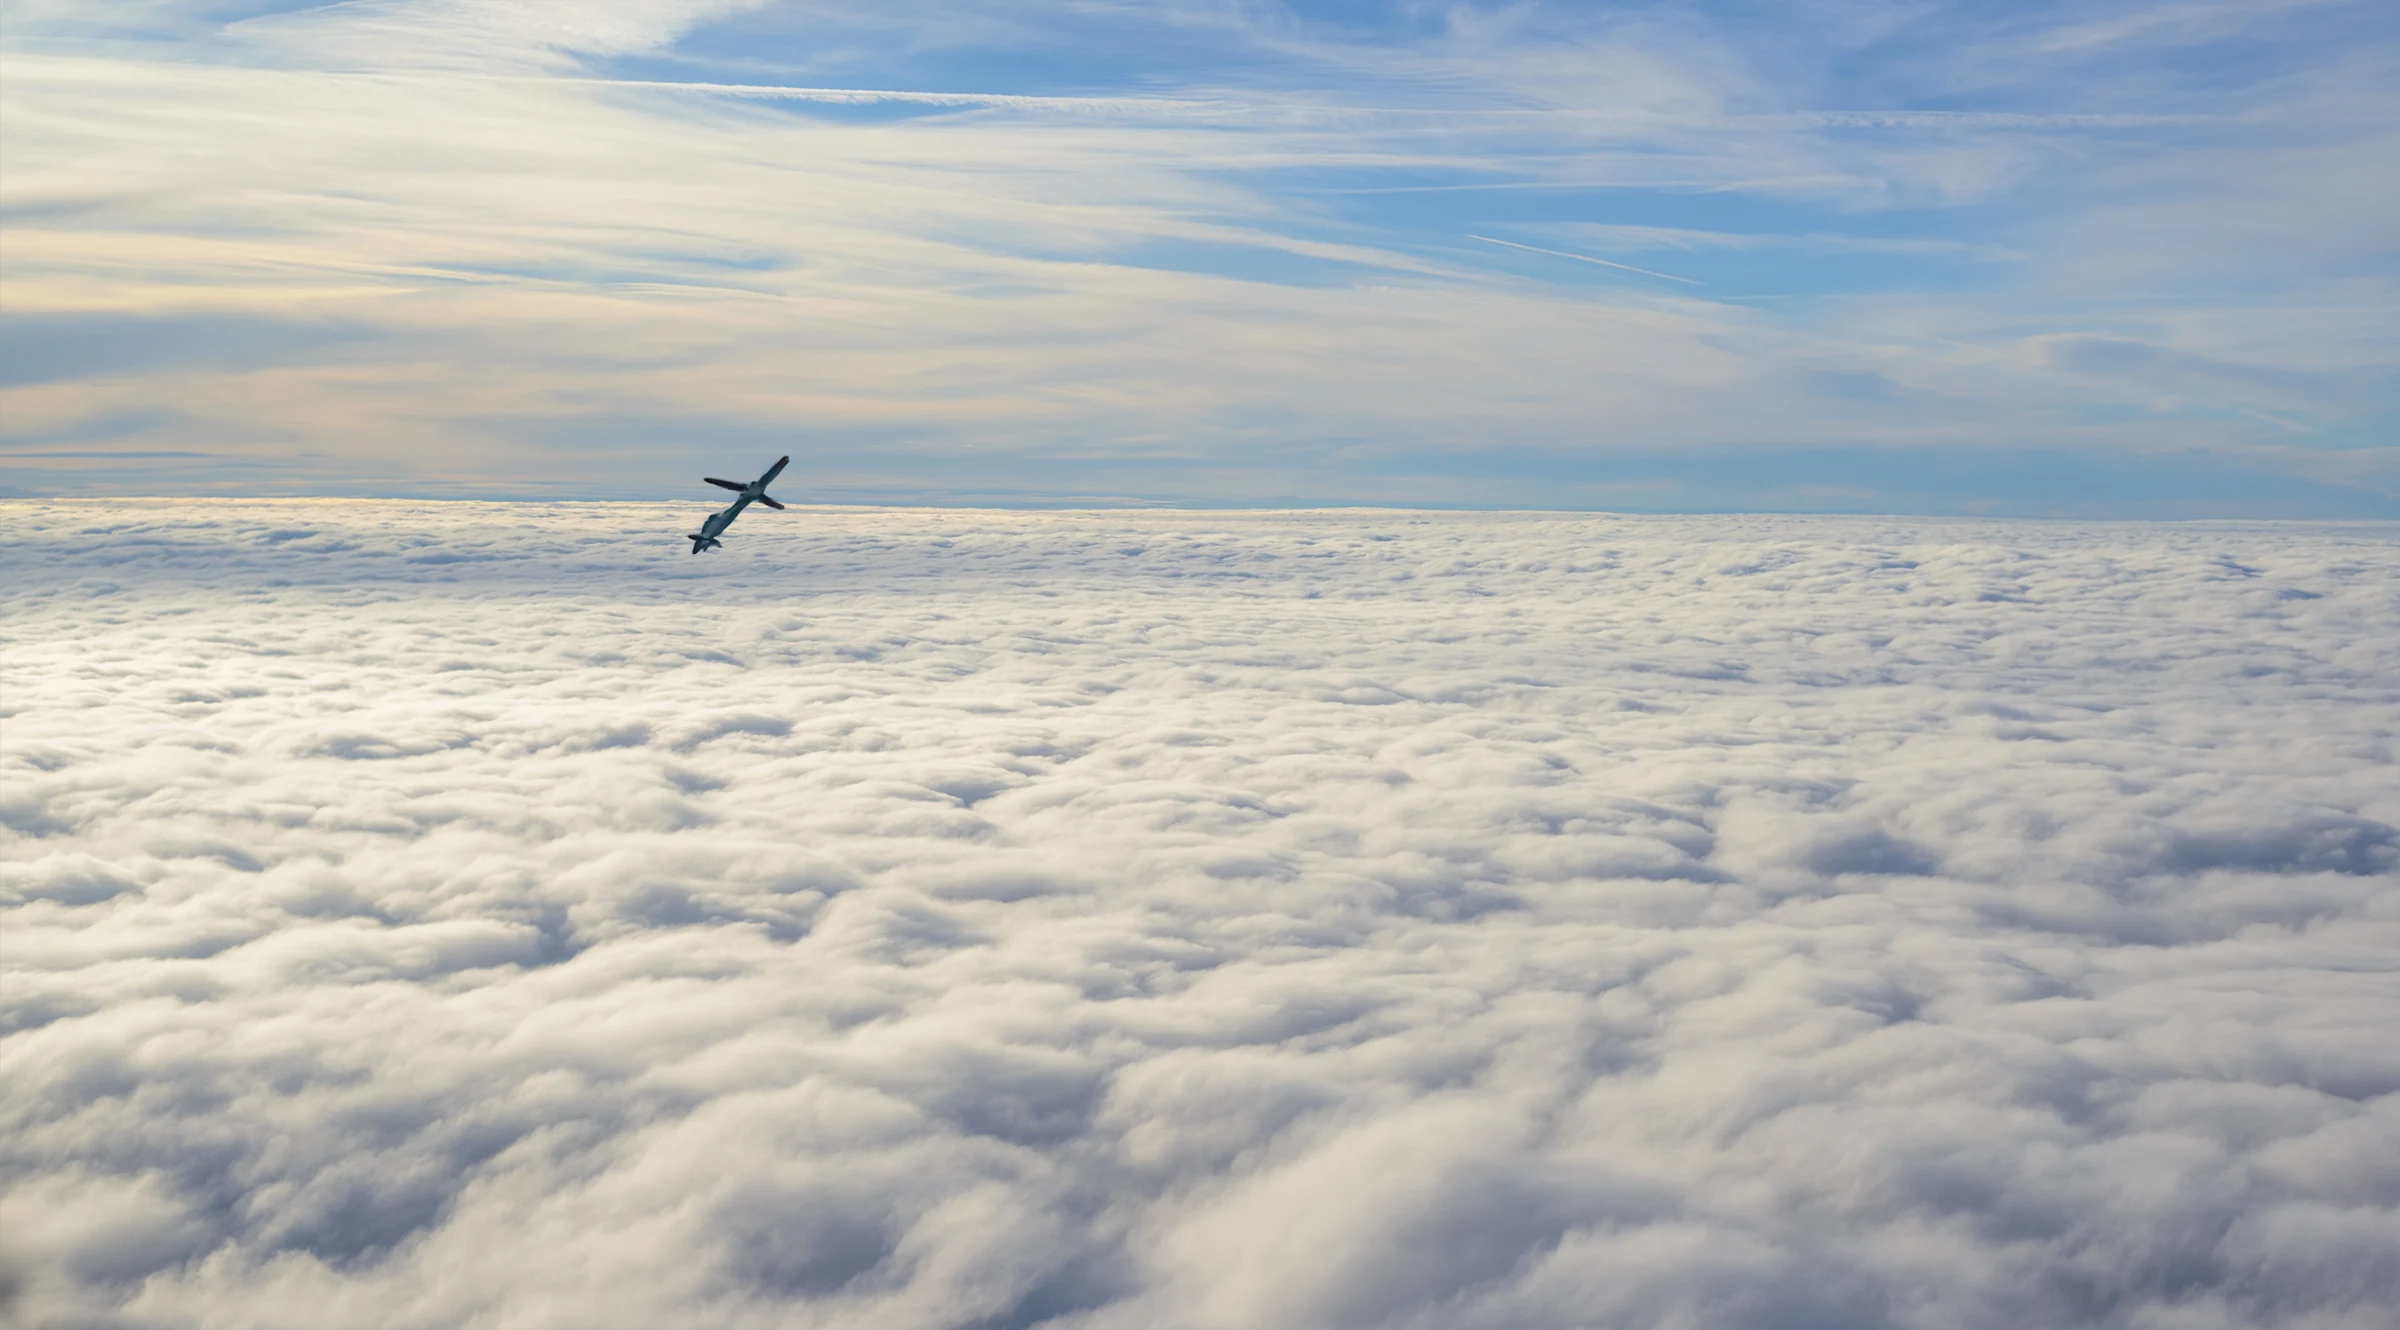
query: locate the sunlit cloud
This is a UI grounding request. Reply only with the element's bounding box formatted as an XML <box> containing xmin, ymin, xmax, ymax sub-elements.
<box><xmin>6</xmin><ymin>501</ymin><xmax>2398</xmax><ymax>1325</ymax></box>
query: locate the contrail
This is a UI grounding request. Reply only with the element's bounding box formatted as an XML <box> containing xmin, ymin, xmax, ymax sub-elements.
<box><xmin>1467</xmin><ymin>234</ymin><xmax>1702</xmax><ymax>285</ymax></box>
<box><xmin>567</xmin><ymin>78</ymin><xmax>1221</xmax><ymax>117</ymax></box>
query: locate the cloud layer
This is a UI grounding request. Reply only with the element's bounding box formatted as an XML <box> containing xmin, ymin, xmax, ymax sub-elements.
<box><xmin>5</xmin><ymin>500</ymin><xmax>2398</xmax><ymax>1327</ymax></box>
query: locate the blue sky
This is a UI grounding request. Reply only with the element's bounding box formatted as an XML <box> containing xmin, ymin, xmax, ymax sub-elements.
<box><xmin>2</xmin><ymin>0</ymin><xmax>2394</xmax><ymax>513</ymax></box>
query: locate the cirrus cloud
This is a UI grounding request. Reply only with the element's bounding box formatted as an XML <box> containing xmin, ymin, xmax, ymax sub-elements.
<box><xmin>3</xmin><ymin>1</ymin><xmax>2395</xmax><ymax>509</ymax></box>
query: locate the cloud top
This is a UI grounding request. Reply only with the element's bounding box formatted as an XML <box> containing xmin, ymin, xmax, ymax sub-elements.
<box><xmin>5</xmin><ymin>500</ymin><xmax>2398</xmax><ymax>1327</ymax></box>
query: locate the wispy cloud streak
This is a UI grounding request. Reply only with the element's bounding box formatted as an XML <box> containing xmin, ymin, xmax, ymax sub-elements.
<box><xmin>0</xmin><ymin>0</ymin><xmax>2393</xmax><ymax>506</ymax></box>
<box><xmin>1467</xmin><ymin>234</ymin><xmax>1702</xmax><ymax>285</ymax></box>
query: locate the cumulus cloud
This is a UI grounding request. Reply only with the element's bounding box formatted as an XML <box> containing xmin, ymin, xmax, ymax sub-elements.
<box><xmin>3</xmin><ymin>499</ymin><xmax>2397</xmax><ymax>1327</ymax></box>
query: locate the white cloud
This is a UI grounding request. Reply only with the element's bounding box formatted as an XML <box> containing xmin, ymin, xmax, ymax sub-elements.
<box><xmin>5</xmin><ymin>500</ymin><xmax>2397</xmax><ymax>1327</ymax></box>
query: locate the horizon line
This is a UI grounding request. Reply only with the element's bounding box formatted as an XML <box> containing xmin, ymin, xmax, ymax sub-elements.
<box><xmin>3</xmin><ymin>494</ymin><xmax>2389</xmax><ymax>524</ymax></box>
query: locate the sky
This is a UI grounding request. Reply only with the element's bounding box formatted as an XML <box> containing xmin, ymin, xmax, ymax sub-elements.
<box><xmin>2</xmin><ymin>1</ymin><xmax>2397</xmax><ymax>511</ymax></box>
<box><xmin>5</xmin><ymin>502</ymin><xmax>2397</xmax><ymax>1327</ymax></box>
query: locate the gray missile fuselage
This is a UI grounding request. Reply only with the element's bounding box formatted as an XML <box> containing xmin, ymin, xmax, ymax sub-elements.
<box><xmin>689</xmin><ymin>455</ymin><xmax>790</xmax><ymax>553</ymax></box>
